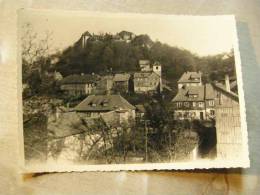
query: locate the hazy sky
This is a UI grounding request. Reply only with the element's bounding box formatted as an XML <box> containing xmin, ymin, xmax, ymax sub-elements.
<box><xmin>19</xmin><ymin>10</ymin><xmax>237</xmax><ymax>56</ymax></box>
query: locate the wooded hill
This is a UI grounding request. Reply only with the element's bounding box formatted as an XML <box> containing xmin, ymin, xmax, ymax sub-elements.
<box><xmin>52</xmin><ymin>31</ymin><xmax>236</xmax><ymax>88</ymax></box>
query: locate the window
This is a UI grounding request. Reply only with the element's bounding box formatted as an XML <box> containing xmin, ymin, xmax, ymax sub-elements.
<box><xmin>176</xmin><ymin>102</ymin><xmax>182</xmax><ymax>108</ymax></box>
<box><xmin>210</xmin><ymin>110</ymin><xmax>215</xmax><ymax>116</ymax></box>
<box><xmin>189</xmin><ymin>94</ymin><xmax>198</xmax><ymax>98</ymax></box>
<box><xmin>198</xmin><ymin>102</ymin><xmax>204</xmax><ymax>108</ymax></box>
<box><xmin>184</xmin><ymin>102</ymin><xmax>189</xmax><ymax>107</ymax></box>
<box><xmin>208</xmin><ymin>100</ymin><xmax>215</xmax><ymax>106</ymax></box>
<box><xmin>89</xmin><ymin>102</ymin><xmax>97</xmax><ymax>107</ymax></box>
<box><xmin>192</xmin><ymin>102</ymin><xmax>196</xmax><ymax>107</ymax></box>
<box><xmin>101</xmin><ymin>101</ymin><xmax>108</xmax><ymax>107</ymax></box>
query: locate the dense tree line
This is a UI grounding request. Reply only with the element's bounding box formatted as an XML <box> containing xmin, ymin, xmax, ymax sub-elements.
<box><xmin>55</xmin><ymin>32</ymin><xmax>236</xmax><ymax>87</ymax></box>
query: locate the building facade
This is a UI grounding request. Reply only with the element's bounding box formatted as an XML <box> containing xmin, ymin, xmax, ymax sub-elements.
<box><xmin>212</xmin><ymin>81</ymin><xmax>243</xmax><ymax>160</ymax></box>
<box><xmin>60</xmin><ymin>74</ymin><xmax>100</xmax><ymax>96</ymax></box>
<box><xmin>172</xmin><ymin>84</ymin><xmax>215</xmax><ymax>120</ymax></box>
<box><xmin>95</xmin><ymin>75</ymin><xmax>114</xmax><ymax>94</ymax></box>
<box><xmin>133</xmin><ymin>72</ymin><xmax>161</xmax><ymax>94</ymax></box>
<box><xmin>113</xmin><ymin>73</ymin><xmax>131</xmax><ymax>93</ymax></box>
<box><xmin>117</xmin><ymin>31</ymin><xmax>136</xmax><ymax>42</ymax></box>
<box><xmin>133</xmin><ymin>60</ymin><xmax>162</xmax><ymax>93</ymax></box>
<box><xmin>74</xmin><ymin>94</ymin><xmax>136</xmax><ymax>124</ymax></box>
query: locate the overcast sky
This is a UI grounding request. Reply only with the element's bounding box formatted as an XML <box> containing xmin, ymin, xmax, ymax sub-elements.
<box><xmin>19</xmin><ymin>10</ymin><xmax>237</xmax><ymax>56</ymax></box>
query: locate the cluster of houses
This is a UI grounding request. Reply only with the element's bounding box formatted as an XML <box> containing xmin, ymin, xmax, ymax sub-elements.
<box><xmin>171</xmin><ymin>71</ymin><xmax>242</xmax><ymax>160</ymax></box>
<box><xmin>172</xmin><ymin>71</ymin><xmax>238</xmax><ymax>121</ymax></box>
<box><xmin>59</xmin><ymin>60</ymin><xmax>163</xmax><ymax>96</ymax></box>
<box><xmin>59</xmin><ymin>62</ymin><xmax>239</xmax><ymax>125</ymax></box>
<box><xmin>56</xmin><ymin>59</ymin><xmax>163</xmax><ymax>131</ymax></box>
<box><xmin>55</xmin><ymin>61</ymin><xmax>242</xmax><ymax>160</ymax></box>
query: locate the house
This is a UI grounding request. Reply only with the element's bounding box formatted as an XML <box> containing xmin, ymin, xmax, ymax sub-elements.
<box><xmin>212</xmin><ymin>76</ymin><xmax>242</xmax><ymax>160</ymax></box>
<box><xmin>95</xmin><ymin>75</ymin><xmax>114</xmax><ymax>94</ymax></box>
<box><xmin>172</xmin><ymin>84</ymin><xmax>215</xmax><ymax>120</ymax></box>
<box><xmin>60</xmin><ymin>74</ymin><xmax>100</xmax><ymax>96</ymax></box>
<box><xmin>74</xmin><ymin>94</ymin><xmax>136</xmax><ymax>123</ymax></box>
<box><xmin>113</xmin><ymin>73</ymin><xmax>131</xmax><ymax>93</ymax></box>
<box><xmin>133</xmin><ymin>60</ymin><xmax>162</xmax><ymax>93</ymax></box>
<box><xmin>177</xmin><ymin>71</ymin><xmax>202</xmax><ymax>89</ymax></box>
<box><xmin>117</xmin><ymin>31</ymin><xmax>136</xmax><ymax>42</ymax></box>
<box><xmin>138</xmin><ymin>60</ymin><xmax>162</xmax><ymax>75</ymax></box>
<box><xmin>47</xmin><ymin>111</ymin><xmax>114</xmax><ymax>162</ymax></box>
<box><xmin>133</xmin><ymin>72</ymin><xmax>161</xmax><ymax>94</ymax></box>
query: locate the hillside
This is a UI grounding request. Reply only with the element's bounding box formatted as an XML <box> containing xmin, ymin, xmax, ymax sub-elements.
<box><xmin>54</xmin><ymin>31</ymin><xmax>236</xmax><ymax>86</ymax></box>
<box><xmin>22</xmin><ymin>30</ymin><xmax>236</xmax><ymax>97</ymax></box>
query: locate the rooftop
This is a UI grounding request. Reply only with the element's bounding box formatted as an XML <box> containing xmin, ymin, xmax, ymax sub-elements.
<box><xmin>48</xmin><ymin>112</ymin><xmax>100</xmax><ymax>138</ymax></box>
<box><xmin>82</xmin><ymin>31</ymin><xmax>92</xmax><ymax>37</ymax></box>
<box><xmin>134</xmin><ymin>71</ymin><xmax>159</xmax><ymax>79</ymax></box>
<box><xmin>113</xmin><ymin>73</ymin><xmax>131</xmax><ymax>82</ymax></box>
<box><xmin>139</xmin><ymin>60</ymin><xmax>150</xmax><ymax>65</ymax></box>
<box><xmin>178</xmin><ymin>72</ymin><xmax>202</xmax><ymax>83</ymax></box>
<box><xmin>172</xmin><ymin>84</ymin><xmax>214</xmax><ymax>102</ymax></box>
<box><xmin>74</xmin><ymin>94</ymin><xmax>135</xmax><ymax>112</ymax></box>
<box><xmin>213</xmin><ymin>82</ymin><xmax>239</xmax><ymax>101</ymax></box>
<box><xmin>118</xmin><ymin>31</ymin><xmax>135</xmax><ymax>36</ymax></box>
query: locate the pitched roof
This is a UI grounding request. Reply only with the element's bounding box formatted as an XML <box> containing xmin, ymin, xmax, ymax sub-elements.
<box><xmin>74</xmin><ymin>94</ymin><xmax>135</xmax><ymax>112</ymax></box>
<box><xmin>139</xmin><ymin>60</ymin><xmax>150</xmax><ymax>65</ymax></box>
<box><xmin>172</xmin><ymin>86</ymin><xmax>205</xmax><ymax>102</ymax></box>
<box><xmin>230</xmin><ymin>80</ymin><xmax>237</xmax><ymax>89</ymax></box>
<box><xmin>48</xmin><ymin>112</ymin><xmax>100</xmax><ymax>138</ymax></box>
<box><xmin>113</xmin><ymin>73</ymin><xmax>130</xmax><ymax>82</ymax></box>
<box><xmin>172</xmin><ymin>84</ymin><xmax>215</xmax><ymax>102</ymax></box>
<box><xmin>205</xmin><ymin>84</ymin><xmax>215</xmax><ymax>100</ymax></box>
<box><xmin>178</xmin><ymin>72</ymin><xmax>201</xmax><ymax>83</ymax></box>
<box><xmin>212</xmin><ymin>83</ymin><xmax>239</xmax><ymax>101</ymax></box>
<box><xmin>118</xmin><ymin>31</ymin><xmax>135</xmax><ymax>37</ymax></box>
<box><xmin>61</xmin><ymin>74</ymin><xmax>99</xmax><ymax>84</ymax></box>
<box><xmin>82</xmin><ymin>31</ymin><xmax>92</xmax><ymax>37</ymax></box>
<box><xmin>134</xmin><ymin>71</ymin><xmax>159</xmax><ymax>79</ymax></box>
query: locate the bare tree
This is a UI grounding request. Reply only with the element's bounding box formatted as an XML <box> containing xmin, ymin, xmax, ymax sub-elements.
<box><xmin>21</xmin><ymin>23</ymin><xmax>53</xmax><ymax>81</ymax></box>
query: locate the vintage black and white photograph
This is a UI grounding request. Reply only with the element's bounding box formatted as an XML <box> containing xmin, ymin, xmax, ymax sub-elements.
<box><xmin>19</xmin><ymin>10</ymin><xmax>249</xmax><ymax>171</ymax></box>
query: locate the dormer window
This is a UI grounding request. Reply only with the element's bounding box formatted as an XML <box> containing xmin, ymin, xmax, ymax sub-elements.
<box><xmin>189</xmin><ymin>75</ymin><xmax>199</xmax><ymax>81</ymax></box>
<box><xmin>187</xmin><ymin>90</ymin><xmax>198</xmax><ymax>98</ymax></box>
<box><xmin>101</xmin><ymin>101</ymin><xmax>108</xmax><ymax>107</ymax></box>
<box><xmin>89</xmin><ymin>102</ymin><xmax>97</xmax><ymax>107</ymax></box>
<box><xmin>188</xmin><ymin>94</ymin><xmax>198</xmax><ymax>98</ymax></box>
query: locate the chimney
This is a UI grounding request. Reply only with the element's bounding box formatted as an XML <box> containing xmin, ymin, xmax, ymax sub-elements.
<box><xmin>225</xmin><ymin>74</ymin><xmax>231</xmax><ymax>92</ymax></box>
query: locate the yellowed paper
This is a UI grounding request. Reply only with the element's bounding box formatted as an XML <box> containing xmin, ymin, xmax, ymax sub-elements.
<box><xmin>18</xmin><ymin>9</ymin><xmax>249</xmax><ymax>172</ymax></box>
